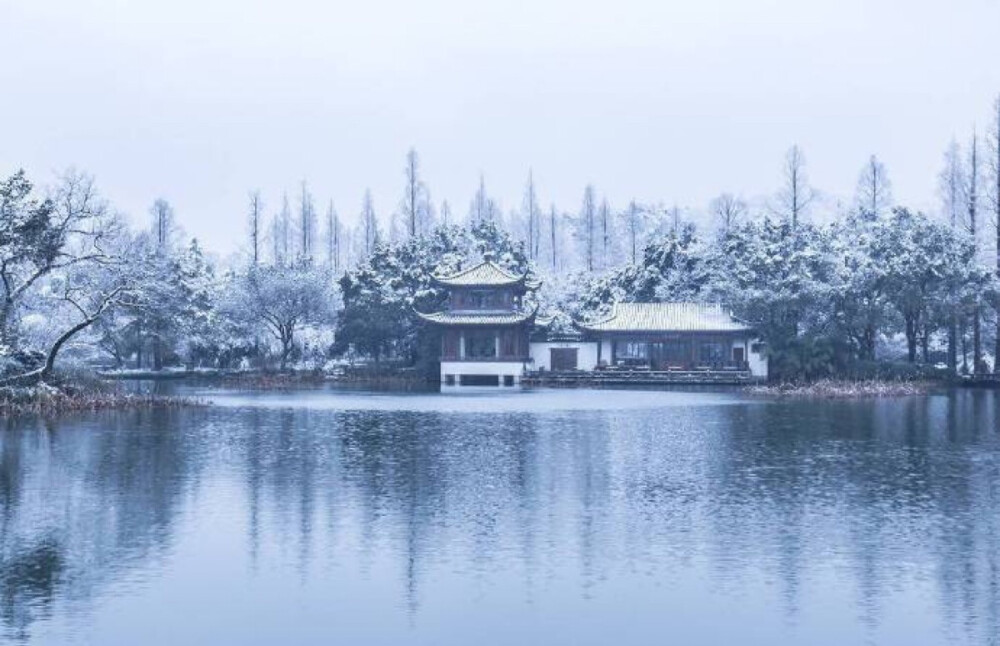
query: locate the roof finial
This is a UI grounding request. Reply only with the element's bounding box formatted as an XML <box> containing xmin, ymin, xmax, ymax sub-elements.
<box><xmin>482</xmin><ymin>250</ymin><xmax>496</xmax><ymax>263</ymax></box>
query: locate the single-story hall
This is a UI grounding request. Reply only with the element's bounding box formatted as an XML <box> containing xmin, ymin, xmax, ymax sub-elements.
<box><xmin>416</xmin><ymin>258</ymin><xmax>768</xmax><ymax>387</ymax></box>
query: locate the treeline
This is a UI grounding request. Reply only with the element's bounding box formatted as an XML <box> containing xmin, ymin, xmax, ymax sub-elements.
<box><xmin>1</xmin><ymin>95</ymin><xmax>998</xmax><ymax>383</ymax></box>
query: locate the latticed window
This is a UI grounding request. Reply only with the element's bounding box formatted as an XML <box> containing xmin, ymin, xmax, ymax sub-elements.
<box><xmin>499</xmin><ymin>329</ymin><xmax>518</xmax><ymax>357</ymax></box>
<box><xmin>442</xmin><ymin>330</ymin><xmax>460</xmax><ymax>359</ymax></box>
<box><xmin>618</xmin><ymin>342</ymin><xmax>648</xmax><ymax>359</ymax></box>
<box><xmin>699</xmin><ymin>341</ymin><xmax>725</xmax><ymax>363</ymax></box>
<box><xmin>465</xmin><ymin>330</ymin><xmax>496</xmax><ymax>358</ymax></box>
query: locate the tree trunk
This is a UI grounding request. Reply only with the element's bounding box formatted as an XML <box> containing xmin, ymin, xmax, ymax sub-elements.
<box><xmin>972</xmin><ymin>305</ymin><xmax>982</xmax><ymax>373</ymax></box>
<box><xmin>948</xmin><ymin>315</ymin><xmax>957</xmax><ymax>371</ymax></box>
<box><xmin>864</xmin><ymin>323</ymin><xmax>876</xmax><ymax>360</ymax></box>
<box><xmin>905</xmin><ymin>316</ymin><xmax>917</xmax><ymax>363</ymax></box>
<box><xmin>994</xmin><ymin>315</ymin><xmax>1000</xmax><ymax>374</ymax></box>
<box><xmin>40</xmin><ymin>318</ymin><xmax>96</xmax><ymax>381</ymax></box>
<box><xmin>153</xmin><ymin>329</ymin><xmax>163</xmax><ymax>371</ymax></box>
<box><xmin>280</xmin><ymin>325</ymin><xmax>293</xmax><ymax>371</ymax></box>
<box><xmin>960</xmin><ymin>317</ymin><xmax>969</xmax><ymax>373</ymax></box>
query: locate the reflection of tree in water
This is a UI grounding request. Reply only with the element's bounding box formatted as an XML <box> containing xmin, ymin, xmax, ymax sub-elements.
<box><xmin>0</xmin><ymin>408</ymin><xmax>199</xmax><ymax>642</ymax></box>
<box><xmin>1</xmin><ymin>391</ymin><xmax>998</xmax><ymax>642</ymax></box>
<box><xmin>0</xmin><ymin>538</ymin><xmax>62</xmax><ymax>641</ymax></box>
<box><xmin>702</xmin><ymin>391</ymin><xmax>998</xmax><ymax>643</ymax></box>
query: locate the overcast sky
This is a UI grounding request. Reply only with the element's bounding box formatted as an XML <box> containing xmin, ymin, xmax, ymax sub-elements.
<box><xmin>2</xmin><ymin>0</ymin><xmax>999</xmax><ymax>254</ymax></box>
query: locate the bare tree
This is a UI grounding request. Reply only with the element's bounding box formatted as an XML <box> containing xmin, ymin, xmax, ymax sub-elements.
<box><xmin>325</xmin><ymin>200</ymin><xmax>341</xmax><ymax>273</ymax></box>
<box><xmin>987</xmin><ymin>95</ymin><xmax>1000</xmax><ymax>373</ymax></box>
<box><xmin>269</xmin><ymin>193</ymin><xmax>292</xmax><ymax>266</ymax></box>
<box><xmin>710</xmin><ymin>193</ymin><xmax>747</xmax><ymax>234</ymax></box>
<box><xmin>0</xmin><ymin>170</ymin><xmax>127</xmax><ymax>380</ymax></box>
<box><xmin>521</xmin><ymin>170</ymin><xmax>541</xmax><ymax>260</ymax></box>
<box><xmin>150</xmin><ymin>198</ymin><xmax>175</xmax><ymax>253</ymax></box>
<box><xmin>600</xmin><ymin>197</ymin><xmax>611</xmax><ymax>269</ymax></box>
<box><xmin>359</xmin><ymin>189</ymin><xmax>380</xmax><ymax>257</ymax></box>
<box><xmin>621</xmin><ymin>199</ymin><xmax>644</xmax><ymax>263</ymax></box>
<box><xmin>36</xmin><ymin>268</ymin><xmax>130</xmax><ymax>383</ymax></box>
<box><xmin>966</xmin><ymin>130</ymin><xmax>983</xmax><ymax>373</ymax></box>
<box><xmin>578</xmin><ymin>185</ymin><xmax>597</xmax><ymax>271</ymax></box>
<box><xmin>939</xmin><ymin>139</ymin><xmax>966</xmax><ymax>227</ymax></box>
<box><xmin>248</xmin><ymin>190</ymin><xmax>263</xmax><ymax>266</ymax></box>
<box><xmin>939</xmin><ymin>139</ymin><xmax>965</xmax><ymax>370</ymax></box>
<box><xmin>549</xmin><ymin>203</ymin><xmax>558</xmax><ymax>271</ymax></box>
<box><xmin>469</xmin><ymin>174</ymin><xmax>489</xmax><ymax>225</ymax></box>
<box><xmin>298</xmin><ymin>180</ymin><xmax>316</xmax><ymax>262</ymax></box>
<box><xmin>440</xmin><ymin>200</ymin><xmax>452</xmax><ymax>226</ymax></box>
<box><xmin>776</xmin><ymin>145</ymin><xmax>813</xmax><ymax>227</ymax></box>
<box><xmin>399</xmin><ymin>147</ymin><xmax>431</xmax><ymax>237</ymax></box>
<box><xmin>854</xmin><ymin>155</ymin><xmax>892</xmax><ymax>219</ymax></box>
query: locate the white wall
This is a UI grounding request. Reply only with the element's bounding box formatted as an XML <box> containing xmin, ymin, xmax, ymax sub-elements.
<box><xmin>440</xmin><ymin>360</ymin><xmax>530</xmax><ymax>386</ymax></box>
<box><xmin>728</xmin><ymin>337</ymin><xmax>768</xmax><ymax>378</ymax></box>
<box><xmin>529</xmin><ymin>342</ymin><xmax>600</xmax><ymax>371</ymax></box>
<box><xmin>747</xmin><ymin>338</ymin><xmax>768</xmax><ymax>379</ymax></box>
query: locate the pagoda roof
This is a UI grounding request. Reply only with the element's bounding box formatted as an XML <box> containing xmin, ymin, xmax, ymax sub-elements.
<box><xmin>577</xmin><ymin>303</ymin><xmax>752</xmax><ymax>334</ymax></box>
<box><xmin>432</xmin><ymin>260</ymin><xmax>540</xmax><ymax>289</ymax></box>
<box><xmin>415</xmin><ymin>306</ymin><xmax>537</xmax><ymax>327</ymax></box>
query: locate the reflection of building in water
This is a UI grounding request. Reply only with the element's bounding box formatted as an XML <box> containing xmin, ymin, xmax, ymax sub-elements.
<box><xmin>1</xmin><ymin>392</ymin><xmax>997</xmax><ymax>642</ymax></box>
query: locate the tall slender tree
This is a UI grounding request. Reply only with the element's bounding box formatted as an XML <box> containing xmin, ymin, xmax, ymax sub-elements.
<box><xmin>939</xmin><ymin>139</ymin><xmax>965</xmax><ymax>370</ymax></box>
<box><xmin>854</xmin><ymin>155</ymin><xmax>892</xmax><ymax>219</ymax></box>
<box><xmin>325</xmin><ymin>200</ymin><xmax>341</xmax><ymax>273</ymax></box>
<box><xmin>988</xmin><ymin>95</ymin><xmax>1000</xmax><ymax>373</ymax></box>
<box><xmin>440</xmin><ymin>200</ymin><xmax>451</xmax><ymax>226</ymax></box>
<box><xmin>622</xmin><ymin>199</ymin><xmax>644</xmax><ymax>263</ymax></box>
<box><xmin>359</xmin><ymin>189</ymin><xmax>380</xmax><ymax>257</ymax></box>
<box><xmin>549</xmin><ymin>203</ymin><xmax>558</xmax><ymax>271</ymax></box>
<box><xmin>521</xmin><ymin>170</ymin><xmax>541</xmax><ymax>261</ymax></box>
<box><xmin>150</xmin><ymin>198</ymin><xmax>175</xmax><ymax>254</ymax></box>
<box><xmin>468</xmin><ymin>174</ymin><xmax>497</xmax><ymax>225</ymax></box>
<box><xmin>777</xmin><ymin>145</ymin><xmax>813</xmax><ymax>227</ymax></box>
<box><xmin>399</xmin><ymin>147</ymin><xmax>432</xmax><ymax>237</ymax></box>
<box><xmin>248</xmin><ymin>190</ymin><xmax>263</xmax><ymax>266</ymax></box>
<box><xmin>710</xmin><ymin>193</ymin><xmax>747</xmax><ymax>235</ymax></box>
<box><xmin>298</xmin><ymin>181</ymin><xmax>316</xmax><ymax>262</ymax></box>
<box><xmin>669</xmin><ymin>204</ymin><xmax>682</xmax><ymax>234</ymax></box>
<box><xmin>966</xmin><ymin>130</ymin><xmax>983</xmax><ymax>373</ymax></box>
<box><xmin>600</xmin><ymin>197</ymin><xmax>611</xmax><ymax>269</ymax></box>
<box><xmin>578</xmin><ymin>185</ymin><xmax>597</xmax><ymax>271</ymax></box>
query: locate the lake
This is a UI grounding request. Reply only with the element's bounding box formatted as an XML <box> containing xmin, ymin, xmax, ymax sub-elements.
<box><xmin>1</xmin><ymin>386</ymin><xmax>997</xmax><ymax>645</ymax></box>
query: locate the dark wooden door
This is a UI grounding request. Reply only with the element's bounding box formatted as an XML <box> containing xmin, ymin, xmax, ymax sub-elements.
<box><xmin>550</xmin><ymin>348</ymin><xmax>578</xmax><ymax>371</ymax></box>
<box><xmin>733</xmin><ymin>347</ymin><xmax>745</xmax><ymax>365</ymax></box>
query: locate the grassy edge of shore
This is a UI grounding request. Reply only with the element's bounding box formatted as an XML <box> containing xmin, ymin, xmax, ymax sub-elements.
<box><xmin>0</xmin><ymin>382</ymin><xmax>205</xmax><ymax>417</ymax></box>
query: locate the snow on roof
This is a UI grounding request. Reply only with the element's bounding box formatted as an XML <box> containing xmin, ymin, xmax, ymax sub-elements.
<box><xmin>433</xmin><ymin>260</ymin><xmax>539</xmax><ymax>288</ymax></box>
<box><xmin>578</xmin><ymin>303</ymin><xmax>751</xmax><ymax>333</ymax></box>
<box><xmin>415</xmin><ymin>307</ymin><xmax>537</xmax><ymax>326</ymax></box>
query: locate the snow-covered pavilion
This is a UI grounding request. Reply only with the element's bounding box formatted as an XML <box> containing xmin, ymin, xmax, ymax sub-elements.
<box><xmin>416</xmin><ymin>256</ymin><xmax>540</xmax><ymax>387</ymax></box>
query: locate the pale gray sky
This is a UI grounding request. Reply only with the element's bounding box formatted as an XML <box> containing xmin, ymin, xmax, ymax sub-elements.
<box><xmin>2</xmin><ymin>0</ymin><xmax>999</xmax><ymax>254</ymax></box>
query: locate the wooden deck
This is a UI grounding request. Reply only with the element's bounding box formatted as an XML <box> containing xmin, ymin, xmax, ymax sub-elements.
<box><xmin>522</xmin><ymin>368</ymin><xmax>761</xmax><ymax>386</ymax></box>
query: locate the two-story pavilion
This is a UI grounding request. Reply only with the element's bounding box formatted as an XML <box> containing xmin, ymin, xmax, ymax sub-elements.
<box><xmin>416</xmin><ymin>256</ymin><xmax>540</xmax><ymax>387</ymax></box>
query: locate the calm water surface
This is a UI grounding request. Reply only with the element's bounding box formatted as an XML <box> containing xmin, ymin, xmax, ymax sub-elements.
<box><xmin>1</xmin><ymin>386</ymin><xmax>998</xmax><ymax>645</ymax></box>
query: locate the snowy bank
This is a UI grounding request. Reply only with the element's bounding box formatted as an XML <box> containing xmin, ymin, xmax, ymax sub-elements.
<box><xmin>0</xmin><ymin>382</ymin><xmax>204</xmax><ymax>417</ymax></box>
<box><xmin>745</xmin><ymin>379</ymin><xmax>934</xmax><ymax>399</ymax></box>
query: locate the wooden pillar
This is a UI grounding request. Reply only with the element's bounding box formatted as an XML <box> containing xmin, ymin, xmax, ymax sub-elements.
<box><xmin>459</xmin><ymin>331</ymin><xmax>465</xmax><ymax>359</ymax></box>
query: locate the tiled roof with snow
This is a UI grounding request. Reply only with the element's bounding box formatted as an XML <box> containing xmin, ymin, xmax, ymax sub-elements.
<box><xmin>578</xmin><ymin>303</ymin><xmax>751</xmax><ymax>333</ymax></box>
<box><xmin>433</xmin><ymin>261</ymin><xmax>538</xmax><ymax>288</ymax></box>
<box><xmin>415</xmin><ymin>307</ymin><xmax>537</xmax><ymax>326</ymax></box>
